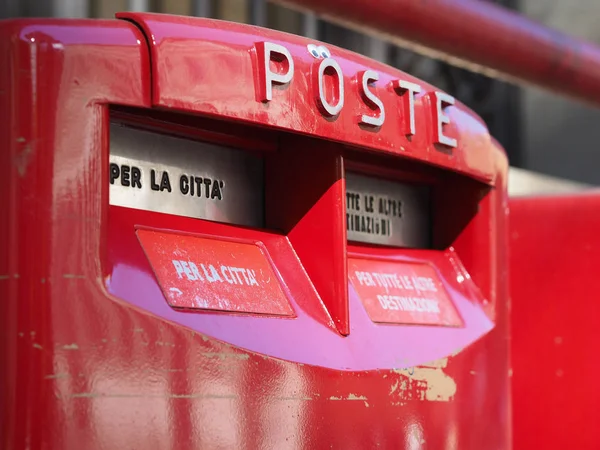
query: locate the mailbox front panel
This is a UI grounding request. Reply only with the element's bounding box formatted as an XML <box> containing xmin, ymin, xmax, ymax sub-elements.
<box><xmin>1</xmin><ymin>15</ymin><xmax>509</xmax><ymax>450</ymax></box>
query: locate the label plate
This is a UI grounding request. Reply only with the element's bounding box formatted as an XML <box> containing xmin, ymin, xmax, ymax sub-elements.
<box><xmin>137</xmin><ymin>229</ymin><xmax>294</xmax><ymax>316</ymax></box>
<box><xmin>110</xmin><ymin>124</ymin><xmax>264</xmax><ymax>227</ymax></box>
<box><xmin>348</xmin><ymin>257</ymin><xmax>462</xmax><ymax>326</ymax></box>
<box><xmin>346</xmin><ymin>172</ymin><xmax>430</xmax><ymax>248</ymax></box>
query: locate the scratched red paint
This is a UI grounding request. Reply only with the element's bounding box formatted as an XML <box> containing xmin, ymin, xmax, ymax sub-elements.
<box><xmin>349</xmin><ymin>257</ymin><xmax>462</xmax><ymax>326</ymax></box>
<box><xmin>137</xmin><ymin>229</ymin><xmax>294</xmax><ymax>316</ymax></box>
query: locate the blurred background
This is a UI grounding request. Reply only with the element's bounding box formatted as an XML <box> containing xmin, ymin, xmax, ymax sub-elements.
<box><xmin>2</xmin><ymin>0</ymin><xmax>598</xmax><ymax>190</ymax></box>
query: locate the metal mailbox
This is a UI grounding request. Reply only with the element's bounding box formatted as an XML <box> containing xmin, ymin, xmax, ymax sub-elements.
<box><xmin>0</xmin><ymin>14</ymin><xmax>509</xmax><ymax>449</ymax></box>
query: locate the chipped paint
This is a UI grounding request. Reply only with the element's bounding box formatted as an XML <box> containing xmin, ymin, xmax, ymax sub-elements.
<box><xmin>328</xmin><ymin>394</ymin><xmax>368</xmax><ymax>401</ymax></box>
<box><xmin>14</xmin><ymin>142</ymin><xmax>33</xmax><ymax>177</ymax></box>
<box><xmin>391</xmin><ymin>357</ymin><xmax>457</xmax><ymax>402</ymax></box>
<box><xmin>62</xmin><ymin>274</ymin><xmax>86</xmax><ymax>279</ymax></box>
<box><xmin>0</xmin><ymin>274</ymin><xmax>18</xmax><ymax>280</ymax></box>
<box><xmin>45</xmin><ymin>373</ymin><xmax>70</xmax><ymax>379</ymax></box>
<box><xmin>200</xmin><ymin>352</ymin><xmax>250</xmax><ymax>360</ymax></box>
<box><xmin>347</xmin><ymin>393</ymin><xmax>367</xmax><ymax>400</ymax></box>
<box><xmin>32</xmin><ymin>343</ymin><xmax>43</xmax><ymax>350</ymax></box>
<box><xmin>69</xmin><ymin>392</ymin><xmax>239</xmax><ymax>399</ymax></box>
<box><xmin>451</xmin><ymin>347</ymin><xmax>464</xmax><ymax>357</ymax></box>
<box><xmin>62</xmin><ymin>343</ymin><xmax>79</xmax><ymax>350</ymax></box>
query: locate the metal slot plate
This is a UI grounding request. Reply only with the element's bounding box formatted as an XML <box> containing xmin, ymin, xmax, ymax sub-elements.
<box><xmin>345</xmin><ymin>172</ymin><xmax>431</xmax><ymax>248</ymax></box>
<box><xmin>109</xmin><ymin>124</ymin><xmax>264</xmax><ymax>227</ymax></box>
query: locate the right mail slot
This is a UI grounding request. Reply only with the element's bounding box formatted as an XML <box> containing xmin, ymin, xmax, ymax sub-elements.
<box><xmin>346</xmin><ymin>170</ymin><xmax>467</xmax><ymax>328</ymax></box>
<box><xmin>345</xmin><ymin>172</ymin><xmax>431</xmax><ymax>248</ymax></box>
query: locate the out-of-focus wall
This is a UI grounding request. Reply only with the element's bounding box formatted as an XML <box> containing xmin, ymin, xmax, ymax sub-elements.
<box><xmin>521</xmin><ymin>0</ymin><xmax>600</xmax><ymax>184</ymax></box>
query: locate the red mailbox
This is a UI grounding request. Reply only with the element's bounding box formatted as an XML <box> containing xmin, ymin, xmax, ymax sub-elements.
<box><xmin>1</xmin><ymin>14</ymin><xmax>509</xmax><ymax>449</ymax></box>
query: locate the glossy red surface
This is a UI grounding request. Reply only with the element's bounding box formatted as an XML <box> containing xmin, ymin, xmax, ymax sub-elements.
<box><xmin>279</xmin><ymin>0</ymin><xmax>600</xmax><ymax>105</ymax></box>
<box><xmin>510</xmin><ymin>192</ymin><xmax>600</xmax><ymax>449</ymax></box>
<box><xmin>1</xmin><ymin>15</ymin><xmax>510</xmax><ymax>449</ymax></box>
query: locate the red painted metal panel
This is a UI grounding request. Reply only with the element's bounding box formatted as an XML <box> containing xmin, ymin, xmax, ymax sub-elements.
<box><xmin>0</xmin><ymin>18</ymin><xmax>151</xmax><ymax>449</ymax></box>
<box><xmin>277</xmin><ymin>0</ymin><xmax>600</xmax><ymax>106</ymax></box>
<box><xmin>265</xmin><ymin>135</ymin><xmax>349</xmax><ymax>334</ymax></box>
<box><xmin>511</xmin><ymin>192</ymin><xmax>600</xmax><ymax>449</ymax></box>
<box><xmin>1</xmin><ymin>15</ymin><xmax>510</xmax><ymax>450</ymax></box>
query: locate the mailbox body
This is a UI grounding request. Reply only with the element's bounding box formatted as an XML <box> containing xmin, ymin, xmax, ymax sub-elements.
<box><xmin>0</xmin><ymin>15</ymin><xmax>509</xmax><ymax>449</ymax></box>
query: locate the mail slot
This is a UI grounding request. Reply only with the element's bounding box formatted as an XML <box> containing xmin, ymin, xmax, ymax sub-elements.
<box><xmin>1</xmin><ymin>14</ymin><xmax>510</xmax><ymax>449</ymax></box>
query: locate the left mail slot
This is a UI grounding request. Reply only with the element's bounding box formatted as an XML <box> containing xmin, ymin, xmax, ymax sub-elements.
<box><xmin>109</xmin><ymin>124</ymin><xmax>264</xmax><ymax>227</ymax></box>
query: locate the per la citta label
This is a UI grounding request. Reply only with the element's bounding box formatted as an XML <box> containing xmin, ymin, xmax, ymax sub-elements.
<box><xmin>109</xmin><ymin>162</ymin><xmax>225</xmax><ymax>200</ymax></box>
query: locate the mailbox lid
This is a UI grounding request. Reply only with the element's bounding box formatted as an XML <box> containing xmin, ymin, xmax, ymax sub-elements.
<box><xmin>118</xmin><ymin>12</ymin><xmax>505</xmax><ymax>185</ymax></box>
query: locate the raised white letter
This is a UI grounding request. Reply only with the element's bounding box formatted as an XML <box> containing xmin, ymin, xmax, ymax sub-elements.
<box><xmin>316</xmin><ymin>58</ymin><xmax>344</xmax><ymax>117</ymax></box>
<box><xmin>359</xmin><ymin>70</ymin><xmax>385</xmax><ymax>127</ymax></box>
<box><xmin>434</xmin><ymin>91</ymin><xmax>457</xmax><ymax>148</ymax></box>
<box><xmin>392</xmin><ymin>79</ymin><xmax>421</xmax><ymax>136</ymax></box>
<box><xmin>256</xmin><ymin>41</ymin><xmax>294</xmax><ymax>102</ymax></box>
